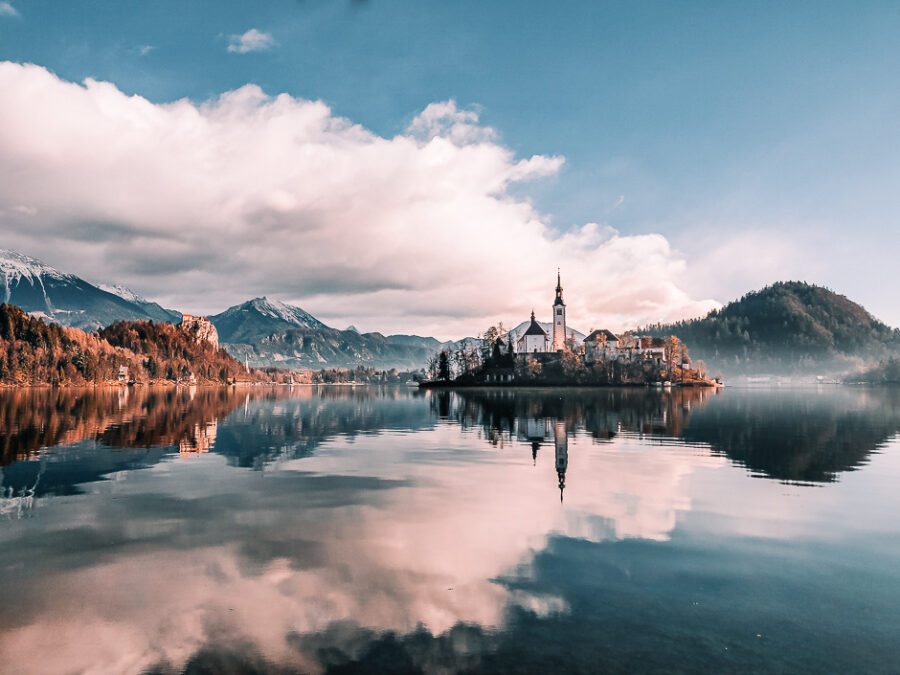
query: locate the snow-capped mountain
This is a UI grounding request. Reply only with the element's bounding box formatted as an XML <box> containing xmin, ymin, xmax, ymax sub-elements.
<box><xmin>97</xmin><ymin>283</ymin><xmax>181</xmax><ymax>323</ymax></box>
<box><xmin>0</xmin><ymin>249</ymin><xmax>74</xmax><ymax>285</ymax></box>
<box><xmin>210</xmin><ymin>297</ymin><xmax>330</xmax><ymax>343</ymax></box>
<box><xmin>98</xmin><ymin>283</ymin><xmax>148</xmax><ymax>305</ymax></box>
<box><xmin>0</xmin><ymin>248</ymin><xmax>180</xmax><ymax>330</ymax></box>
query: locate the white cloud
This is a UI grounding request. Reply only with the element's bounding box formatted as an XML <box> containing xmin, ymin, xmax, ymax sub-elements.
<box><xmin>0</xmin><ymin>62</ymin><xmax>718</xmax><ymax>337</ymax></box>
<box><xmin>227</xmin><ymin>28</ymin><xmax>276</xmax><ymax>54</ymax></box>
<box><xmin>0</xmin><ymin>2</ymin><xmax>18</xmax><ymax>17</ymax></box>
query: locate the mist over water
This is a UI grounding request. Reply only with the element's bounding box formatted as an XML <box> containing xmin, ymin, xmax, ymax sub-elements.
<box><xmin>1</xmin><ymin>385</ymin><xmax>899</xmax><ymax>674</ymax></box>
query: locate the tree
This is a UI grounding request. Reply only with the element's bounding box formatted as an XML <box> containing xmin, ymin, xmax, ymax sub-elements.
<box><xmin>561</xmin><ymin>349</ymin><xmax>581</xmax><ymax>376</ymax></box>
<box><xmin>437</xmin><ymin>350</ymin><xmax>451</xmax><ymax>381</ymax></box>
<box><xmin>565</xmin><ymin>329</ymin><xmax>578</xmax><ymax>353</ymax></box>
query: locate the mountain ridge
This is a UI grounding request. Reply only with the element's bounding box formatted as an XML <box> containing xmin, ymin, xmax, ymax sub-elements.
<box><xmin>0</xmin><ymin>249</ymin><xmax>180</xmax><ymax>329</ymax></box>
<box><xmin>642</xmin><ymin>281</ymin><xmax>900</xmax><ymax>376</ymax></box>
<box><xmin>4</xmin><ymin>249</ymin><xmax>897</xmax><ymax>374</ymax></box>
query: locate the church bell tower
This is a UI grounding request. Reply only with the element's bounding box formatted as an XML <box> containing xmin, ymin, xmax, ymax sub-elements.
<box><xmin>552</xmin><ymin>269</ymin><xmax>566</xmax><ymax>351</ymax></box>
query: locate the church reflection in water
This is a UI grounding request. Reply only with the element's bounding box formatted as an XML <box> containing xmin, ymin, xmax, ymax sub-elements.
<box><xmin>438</xmin><ymin>384</ymin><xmax>900</xmax><ymax>488</ymax></box>
<box><xmin>3</xmin><ymin>382</ymin><xmax>899</xmax><ymax>508</ymax></box>
<box><xmin>433</xmin><ymin>387</ymin><xmax>722</xmax><ymax>501</ymax></box>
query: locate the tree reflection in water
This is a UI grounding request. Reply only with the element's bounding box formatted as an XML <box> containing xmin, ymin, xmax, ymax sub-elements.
<box><xmin>444</xmin><ymin>385</ymin><xmax>900</xmax><ymax>484</ymax></box>
<box><xmin>1</xmin><ymin>385</ymin><xmax>900</xmax><ymax>673</ymax></box>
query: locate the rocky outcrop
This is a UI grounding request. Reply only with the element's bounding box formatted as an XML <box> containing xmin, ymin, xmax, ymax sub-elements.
<box><xmin>179</xmin><ymin>314</ymin><xmax>219</xmax><ymax>348</ymax></box>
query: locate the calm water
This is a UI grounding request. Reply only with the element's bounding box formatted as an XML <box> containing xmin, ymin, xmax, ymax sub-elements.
<box><xmin>1</xmin><ymin>385</ymin><xmax>899</xmax><ymax>674</ymax></box>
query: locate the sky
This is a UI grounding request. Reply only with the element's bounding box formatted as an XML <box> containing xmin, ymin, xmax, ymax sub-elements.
<box><xmin>1</xmin><ymin>0</ymin><xmax>898</xmax><ymax>338</ymax></box>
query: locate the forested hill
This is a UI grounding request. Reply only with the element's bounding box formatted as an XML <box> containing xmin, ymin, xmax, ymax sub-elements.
<box><xmin>0</xmin><ymin>303</ymin><xmax>254</xmax><ymax>385</ymax></box>
<box><xmin>643</xmin><ymin>282</ymin><xmax>900</xmax><ymax>376</ymax></box>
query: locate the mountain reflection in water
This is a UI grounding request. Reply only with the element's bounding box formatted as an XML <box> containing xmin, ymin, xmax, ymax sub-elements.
<box><xmin>1</xmin><ymin>385</ymin><xmax>899</xmax><ymax>674</ymax></box>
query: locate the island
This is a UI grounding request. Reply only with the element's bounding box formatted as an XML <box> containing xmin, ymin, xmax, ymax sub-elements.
<box><xmin>421</xmin><ymin>272</ymin><xmax>720</xmax><ymax>388</ymax></box>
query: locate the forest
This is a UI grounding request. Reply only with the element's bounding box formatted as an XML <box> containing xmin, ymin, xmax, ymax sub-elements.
<box><xmin>642</xmin><ymin>282</ymin><xmax>900</xmax><ymax>375</ymax></box>
<box><xmin>0</xmin><ymin>303</ymin><xmax>258</xmax><ymax>385</ymax></box>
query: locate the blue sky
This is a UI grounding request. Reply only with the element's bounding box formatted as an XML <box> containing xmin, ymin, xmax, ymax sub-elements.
<box><xmin>1</xmin><ymin>1</ymin><xmax>898</xmax><ymax>333</ymax></box>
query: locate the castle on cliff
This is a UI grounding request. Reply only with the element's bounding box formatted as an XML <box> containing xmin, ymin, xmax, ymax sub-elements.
<box><xmin>179</xmin><ymin>314</ymin><xmax>219</xmax><ymax>349</ymax></box>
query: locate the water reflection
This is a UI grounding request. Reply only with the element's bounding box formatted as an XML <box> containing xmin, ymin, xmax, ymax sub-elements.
<box><xmin>447</xmin><ymin>386</ymin><xmax>900</xmax><ymax>485</ymax></box>
<box><xmin>0</xmin><ymin>385</ymin><xmax>899</xmax><ymax>674</ymax></box>
<box><xmin>0</xmin><ymin>386</ymin><xmax>249</xmax><ymax>465</ymax></box>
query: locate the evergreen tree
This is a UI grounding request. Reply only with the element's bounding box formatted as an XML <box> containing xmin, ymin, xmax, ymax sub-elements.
<box><xmin>437</xmin><ymin>350</ymin><xmax>451</xmax><ymax>380</ymax></box>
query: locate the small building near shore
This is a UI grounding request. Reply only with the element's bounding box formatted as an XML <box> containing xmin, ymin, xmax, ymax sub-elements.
<box><xmin>584</xmin><ymin>329</ymin><xmax>621</xmax><ymax>363</ymax></box>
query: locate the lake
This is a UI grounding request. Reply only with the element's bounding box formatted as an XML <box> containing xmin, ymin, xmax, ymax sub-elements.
<box><xmin>1</xmin><ymin>385</ymin><xmax>899</xmax><ymax>674</ymax></box>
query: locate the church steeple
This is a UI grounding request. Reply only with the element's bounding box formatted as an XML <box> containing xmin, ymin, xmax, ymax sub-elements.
<box><xmin>554</xmin><ymin>268</ymin><xmax>565</xmax><ymax>307</ymax></box>
<box><xmin>552</xmin><ymin>270</ymin><xmax>567</xmax><ymax>351</ymax></box>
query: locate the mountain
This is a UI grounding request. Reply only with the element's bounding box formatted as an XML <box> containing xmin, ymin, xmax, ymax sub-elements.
<box><xmin>97</xmin><ymin>283</ymin><xmax>181</xmax><ymax>324</ymax></box>
<box><xmin>0</xmin><ymin>249</ymin><xmax>180</xmax><ymax>330</ymax></box>
<box><xmin>207</xmin><ymin>297</ymin><xmax>439</xmax><ymax>370</ymax></box>
<box><xmin>384</xmin><ymin>334</ymin><xmax>442</xmax><ymax>350</ymax></box>
<box><xmin>220</xmin><ymin>326</ymin><xmax>441</xmax><ymax>371</ymax></box>
<box><xmin>643</xmin><ymin>281</ymin><xmax>900</xmax><ymax>376</ymax></box>
<box><xmin>210</xmin><ymin>297</ymin><xmax>329</xmax><ymax>343</ymax></box>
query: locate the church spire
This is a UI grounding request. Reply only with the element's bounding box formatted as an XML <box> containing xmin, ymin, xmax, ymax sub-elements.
<box><xmin>554</xmin><ymin>269</ymin><xmax>564</xmax><ymax>307</ymax></box>
<box><xmin>552</xmin><ymin>270</ymin><xmax>567</xmax><ymax>351</ymax></box>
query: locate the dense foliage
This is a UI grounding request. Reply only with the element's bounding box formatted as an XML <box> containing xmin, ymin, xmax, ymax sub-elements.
<box><xmin>847</xmin><ymin>357</ymin><xmax>900</xmax><ymax>384</ymax></box>
<box><xmin>98</xmin><ymin>319</ymin><xmax>248</xmax><ymax>382</ymax></box>
<box><xmin>0</xmin><ymin>304</ymin><xmax>251</xmax><ymax>385</ymax></box>
<box><xmin>642</xmin><ymin>282</ymin><xmax>900</xmax><ymax>375</ymax></box>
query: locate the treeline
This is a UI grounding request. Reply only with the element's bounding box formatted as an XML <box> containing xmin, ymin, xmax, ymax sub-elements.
<box><xmin>847</xmin><ymin>358</ymin><xmax>900</xmax><ymax>384</ymax></box>
<box><xmin>300</xmin><ymin>367</ymin><xmax>419</xmax><ymax>384</ymax></box>
<box><xmin>0</xmin><ymin>303</ymin><xmax>257</xmax><ymax>385</ymax></box>
<box><xmin>642</xmin><ymin>282</ymin><xmax>900</xmax><ymax>374</ymax></box>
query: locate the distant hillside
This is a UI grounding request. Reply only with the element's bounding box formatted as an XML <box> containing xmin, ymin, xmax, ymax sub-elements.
<box><xmin>210</xmin><ymin>297</ymin><xmax>447</xmax><ymax>369</ymax></box>
<box><xmin>221</xmin><ymin>325</ymin><xmax>441</xmax><ymax>371</ymax></box>
<box><xmin>0</xmin><ymin>303</ymin><xmax>256</xmax><ymax>385</ymax></box>
<box><xmin>0</xmin><ymin>249</ymin><xmax>180</xmax><ymax>330</ymax></box>
<box><xmin>846</xmin><ymin>357</ymin><xmax>900</xmax><ymax>384</ymax></box>
<box><xmin>643</xmin><ymin>282</ymin><xmax>900</xmax><ymax>376</ymax></box>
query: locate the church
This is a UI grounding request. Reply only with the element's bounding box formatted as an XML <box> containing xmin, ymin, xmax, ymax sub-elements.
<box><xmin>514</xmin><ymin>271</ymin><xmax>569</xmax><ymax>354</ymax></box>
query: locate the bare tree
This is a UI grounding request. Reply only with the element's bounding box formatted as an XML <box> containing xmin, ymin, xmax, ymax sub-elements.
<box><xmin>426</xmin><ymin>354</ymin><xmax>438</xmax><ymax>380</ymax></box>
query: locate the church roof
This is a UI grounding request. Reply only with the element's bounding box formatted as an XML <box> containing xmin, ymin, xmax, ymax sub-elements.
<box><xmin>523</xmin><ymin>311</ymin><xmax>547</xmax><ymax>336</ymax></box>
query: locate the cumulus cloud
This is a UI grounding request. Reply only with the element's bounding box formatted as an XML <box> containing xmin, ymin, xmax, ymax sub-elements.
<box><xmin>0</xmin><ymin>2</ymin><xmax>18</xmax><ymax>17</ymax></box>
<box><xmin>0</xmin><ymin>62</ymin><xmax>717</xmax><ymax>337</ymax></box>
<box><xmin>227</xmin><ymin>28</ymin><xmax>276</xmax><ymax>53</ymax></box>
